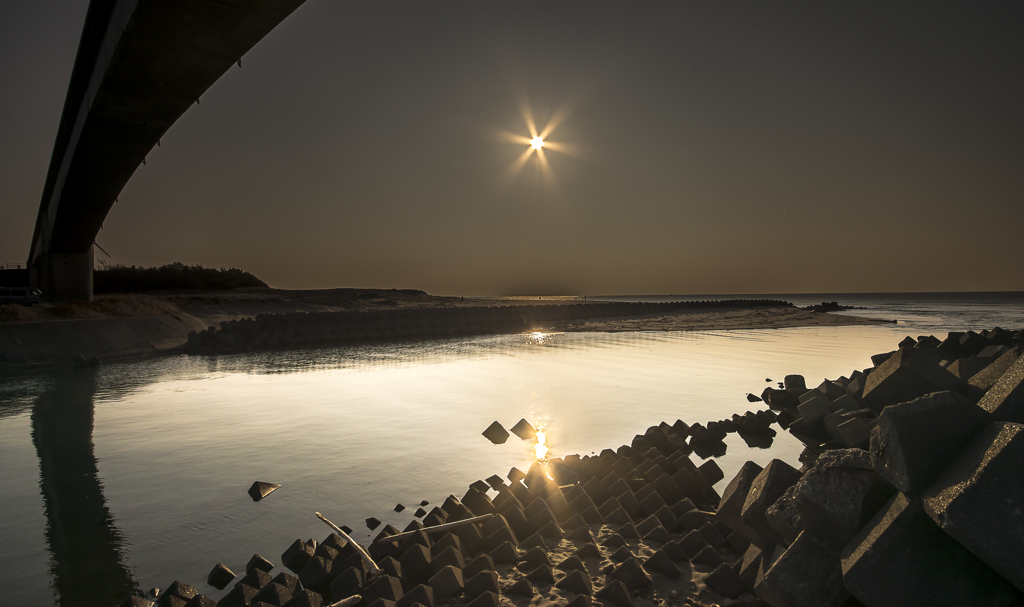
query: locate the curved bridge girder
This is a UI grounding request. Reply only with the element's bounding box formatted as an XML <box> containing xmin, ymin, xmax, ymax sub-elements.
<box><xmin>30</xmin><ymin>0</ymin><xmax>307</xmax><ymax>301</ymax></box>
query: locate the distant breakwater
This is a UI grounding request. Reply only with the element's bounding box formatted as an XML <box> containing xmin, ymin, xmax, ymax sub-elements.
<box><xmin>183</xmin><ymin>300</ymin><xmax>793</xmax><ymax>355</ymax></box>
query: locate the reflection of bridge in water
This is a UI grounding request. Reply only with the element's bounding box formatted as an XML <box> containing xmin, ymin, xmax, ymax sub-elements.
<box><xmin>32</xmin><ymin>369</ymin><xmax>136</xmax><ymax>607</ymax></box>
<box><xmin>28</xmin><ymin>0</ymin><xmax>307</xmax><ymax>301</ymax></box>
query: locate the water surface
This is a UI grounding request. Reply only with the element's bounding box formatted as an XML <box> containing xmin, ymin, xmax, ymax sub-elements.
<box><xmin>0</xmin><ymin>292</ymin><xmax>1020</xmax><ymax>606</ymax></box>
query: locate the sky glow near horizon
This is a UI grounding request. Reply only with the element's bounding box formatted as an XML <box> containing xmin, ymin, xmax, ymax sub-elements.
<box><xmin>0</xmin><ymin>1</ymin><xmax>1022</xmax><ymax>295</ymax></box>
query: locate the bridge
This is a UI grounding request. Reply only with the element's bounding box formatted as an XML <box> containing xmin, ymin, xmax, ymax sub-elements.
<box><xmin>28</xmin><ymin>0</ymin><xmax>307</xmax><ymax>301</ymax></box>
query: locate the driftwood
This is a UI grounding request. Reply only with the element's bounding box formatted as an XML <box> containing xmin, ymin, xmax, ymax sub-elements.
<box><xmin>328</xmin><ymin>595</ymin><xmax>363</xmax><ymax>607</ymax></box>
<box><xmin>377</xmin><ymin>513</ymin><xmax>494</xmax><ymax>544</ymax></box>
<box><xmin>315</xmin><ymin>512</ymin><xmax>382</xmax><ymax>578</ymax></box>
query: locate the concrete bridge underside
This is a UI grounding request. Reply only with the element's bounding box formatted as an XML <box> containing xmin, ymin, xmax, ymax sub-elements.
<box><xmin>29</xmin><ymin>0</ymin><xmax>306</xmax><ymax>301</ymax></box>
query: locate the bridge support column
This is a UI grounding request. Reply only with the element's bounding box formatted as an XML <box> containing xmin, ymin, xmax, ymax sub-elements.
<box><xmin>36</xmin><ymin>250</ymin><xmax>94</xmax><ymax>302</ymax></box>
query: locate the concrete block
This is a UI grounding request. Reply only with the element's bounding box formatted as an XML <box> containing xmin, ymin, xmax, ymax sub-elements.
<box><xmin>595</xmin><ymin>580</ymin><xmax>633</xmax><ymax>607</ymax></box>
<box><xmin>246</xmin><ymin>554</ymin><xmax>274</xmax><ymax>574</ymax></box>
<box><xmin>487</xmin><ymin>541</ymin><xmax>517</xmax><ymax>565</ymax></box>
<box><xmin>799</xmin><ymin>388</ymin><xmax>828</xmax><ymax>406</ymax></box>
<box><xmin>737</xmin><ymin>544</ymin><xmax>762</xmax><ymax>591</ymax></box>
<box><xmin>396</xmin><ymin>584</ymin><xmax>433</xmax><ymax>607</ymax></box>
<box><xmin>726</xmin><ymin>530</ymin><xmax>750</xmax><ymax>554</ymax></box>
<box><xmin>841</xmin><ymin>492</ymin><xmax>1020</xmax><ymax>606</ymax></box>
<box><xmin>764</xmin><ymin>485</ymin><xmax>803</xmax><ymax>547</ymax></box>
<box><xmin>697</xmin><ymin>459</ymin><xmax>724</xmax><ymax>486</ymax></box>
<box><xmin>823</xmin><ymin>410</ymin><xmax>855</xmax><ymax>441</ymax></box>
<box><xmin>959</xmin><ymin>330</ymin><xmax>990</xmax><ymax>354</ymax></box>
<box><xmin>870</xmin><ymin>390</ymin><xmax>990</xmax><ymax>494</ymax></box>
<box><xmin>379</xmin><ymin>557</ymin><xmax>402</xmax><ymax>580</ymax></box>
<box><xmin>248</xmin><ymin>481</ymin><xmax>281</xmax><ymax>502</ymax></box>
<box><xmin>691</xmin><ymin>545</ymin><xmax>723</xmax><ymax>568</ymax></box>
<box><xmin>602</xmin><ymin>532</ymin><xmax>626</xmax><ymax>548</ymax></box>
<box><xmin>329</xmin><ymin>567</ymin><xmax>363</xmax><ymax>601</ymax></box>
<box><xmin>861</xmin><ymin>347</ymin><xmax>974</xmax><ymax>414</ymax></box>
<box><xmin>545</xmin><ymin>491</ymin><xmax>574</xmax><ymax>522</ymax></box>
<box><xmin>400</xmin><ymin>544</ymin><xmax>433</xmax><ymax>586</ymax></box>
<box><xmin>428</xmin><ymin>565</ymin><xmax>463</xmax><ymax>601</ymax></box>
<box><xmin>642</xmin><ymin>525</ymin><xmax>672</xmax><ymax>545</ymax></box>
<box><xmin>716</xmin><ymin>461</ymin><xmax>763</xmax><ymax>544</ymax></box>
<box><xmin>755</xmin><ymin>531</ymin><xmax>848</xmax><ymax>607</ymax></box>
<box><xmin>364</xmin><ymin>575</ymin><xmax>404</xmax><ymax>605</ymax></box>
<box><xmin>741</xmin><ymin>459</ymin><xmax>803</xmax><ymax>548</ymax></box>
<box><xmin>871</xmin><ymin>351</ymin><xmax>895</xmax><ymax>367</ymax></box>
<box><xmin>922</xmin><ymin>421</ymin><xmax>1024</xmax><ymax>591</ymax></box>
<box><xmin>555</xmin><ymin>569</ymin><xmax>593</xmax><ymax>595</ymax></box>
<box><xmin>652</xmin><ymin>504</ymin><xmax>679</xmax><ymax>532</ymax></box>
<box><xmin>481</xmin><ymin>422</ymin><xmax>509</xmax><ymax>444</ymax></box>
<box><xmin>163</xmin><ymin>581</ymin><xmax>199</xmax><ymax>603</ymax></box>
<box><xmin>651</xmin><ymin>473</ymin><xmax>684</xmax><ymax>504</ymax></box>
<box><xmin>947</xmin><ymin>356</ymin><xmax>987</xmax><ymax>381</ymax></box>
<box><xmin>574</xmin><ymin>542</ymin><xmax>600</xmax><ymax>560</ymax></box>
<box><xmin>977</xmin><ymin>355</ymin><xmax>1024</xmax><ymax>423</ymax></box>
<box><xmin>705</xmin><ymin>563</ymin><xmax>745</xmax><ymax>599</ymax></box>
<box><xmin>835</xmin><ymin>417</ymin><xmax>871</xmax><ymax>447</ymax></box>
<box><xmin>792</xmin><ymin>449</ymin><xmax>895</xmax><ymax>550</ymax></box>
<box><xmin>464</xmin><ymin>570</ymin><xmax>499</xmax><ymax>597</ymax></box>
<box><xmin>455</xmin><ymin>522</ymin><xmax>485</xmax><ymax>556</ymax></box>
<box><xmin>465</xmin><ymin>591</ymin><xmax>499</xmax><ymax>607</ymax></box>
<box><xmin>610</xmin><ymin>556</ymin><xmax>652</xmax><ymax>590</ymax></box>
<box><xmin>817</xmin><ymin>379</ymin><xmax>847</xmax><ymax>401</ymax></box>
<box><xmin>677</xmin><ymin>509</ymin><xmax>707</xmax><ymax>532</ymax></box>
<box><xmin>846</xmin><ymin>375</ymin><xmax>867</xmax><ymax>400</ymax></box>
<box><xmin>297</xmin><ymin>557</ymin><xmax>332</xmax><ymax>596</ymax></box>
<box><xmin>282</xmin><ymin>589</ymin><xmax>324</xmax><ymax>607</ymax></box>
<box><xmin>398</xmin><ymin>529</ymin><xmax>432</xmax><ymax>555</ymax></box>
<box><xmin>638</xmin><ymin>491</ymin><xmax>667</xmax><ymax>518</ymax></box>
<box><xmin>970</xmin><ymin>345</ymin><xmax>1023</xmax><ymax>392</ymax></box>
<box><xmin>522</xmin><ymin>546</ymin><xmax>550</xmax><ymax>569</ymax></box>
<box><xmin>236</xmin><ymin>567</ymin><xmax>272</xmax><ymax>592</ymax></box>
<box><xmin>763</xmin><ymin>388</ymin><xmax>799</xmax><ymax>412</ymax></box>
<box><xmin>430</xmin><ymin>546</ymin><xmax>465</xmax><ymax>574</ymax></box>
<box><xmin>798</xmin><ymin>393</ymin><xmax>833</xmax><ymax>426</ymax></box>
<box><xmin>207</xmin><ymin>563</ymin><xmax>235</xmax><ymax>590</ymax></box>
<box><xmin>642</xmin><ymin>549</ymin><xmax>680</xmax><ymax>578</ymax></box>
<box><xmin>218</xmin><ymin>584</ymin><xmax>259</xmax><ymax>607</ymax></box>
<box><xmin>525</xmin><ymin>564</ymin><xmax>554</xmax><ymax>585</ymax></box>
<box><xmin>510</xmin><ymin>418</ymin><xmax>536</xmax><ymax>439</ymax></box>
<box><xmin>504</xmin><ymin>578</ymin><xmax>534</xmax><ymax>598</ymax></box>
<box><xmin>462</xmin><ymin>554</ymin><xmax>494</xmax><ymax>579</ymax></box>
<box><xmin>784</xmin><ymin>375</ymin><xmax>806</xmax><ymax>395</ymax></box>
<box><xmin>520</xmin><ymin>532</ymin><xmax>546</xmax><ymax>549</ymax></box>
<box><xmin>282</xmin><ymin>539</ymin><xmax>314</xmax><ymax>574</ymax></box>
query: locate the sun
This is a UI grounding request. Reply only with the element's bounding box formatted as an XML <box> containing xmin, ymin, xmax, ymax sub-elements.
<box><xmin>531</xmin><ymin>136</ymin><xmax>544</xmax><ymax>150</ymax></box>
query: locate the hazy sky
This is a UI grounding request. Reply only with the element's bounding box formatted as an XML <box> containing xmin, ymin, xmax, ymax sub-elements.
<box><xmin>2</xmin><ymin>1</ymin><xmax>1022</xmax><ymax>295</ymax></box>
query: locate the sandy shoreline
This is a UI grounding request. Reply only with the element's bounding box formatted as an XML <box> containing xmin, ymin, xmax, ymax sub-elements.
<box><xmin>0</xmin><ymin>289</ymin><xmax>891</xmax><ymax>374</ymax></box>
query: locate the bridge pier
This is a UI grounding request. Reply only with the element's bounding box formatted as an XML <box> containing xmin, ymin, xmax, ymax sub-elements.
<box><xmin>31</xmin><ymin>249</ymin><xmax>93</xmax><ymax>303</ymax></box>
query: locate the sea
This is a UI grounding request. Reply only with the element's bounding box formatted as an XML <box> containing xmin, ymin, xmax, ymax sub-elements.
<box><xmin>0</xmin><ymin>292</ymin><xmax>1020</xmax><ymax>606</ymax></box>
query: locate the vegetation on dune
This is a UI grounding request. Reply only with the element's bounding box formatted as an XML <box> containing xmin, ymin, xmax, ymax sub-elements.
<box><xmin>94</xmin><ymin>262</ymin><xmax>267</xmax><ymax>294</ymax></box>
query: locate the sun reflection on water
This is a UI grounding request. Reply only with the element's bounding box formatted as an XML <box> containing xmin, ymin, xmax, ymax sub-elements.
<box><xmin>534</xmin><ymin>429</ymin><xmax>549</xmax><ymax>461</ymax></box>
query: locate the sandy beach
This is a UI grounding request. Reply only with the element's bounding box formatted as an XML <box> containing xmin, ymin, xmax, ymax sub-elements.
<box><xmin>0</xmin><ymin>289</ymin><xmax>890</xmax><ymax>373</ymax></box>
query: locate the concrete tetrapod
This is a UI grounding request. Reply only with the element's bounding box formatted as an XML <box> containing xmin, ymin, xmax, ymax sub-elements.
<box><xmin>869</xmin><ymin>391</ymin><xmax>990</xmax><ymax>494</ymax></box>
<box><xmin>922</xmin><ymin>421</ymin><xmax>1024</xmax><ymax>592</ymax></box>
<box><xmin>840</xmin><ymin>492</ymin><xmax>1020</xmax><ymax>607</ymax></box>
<box><xmin>976</xmin><ymin>356</ymin><xmax>1024</xmax><ymax>423</ymax></box>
